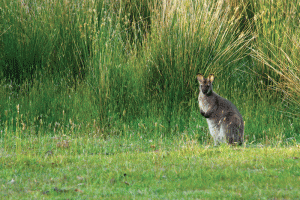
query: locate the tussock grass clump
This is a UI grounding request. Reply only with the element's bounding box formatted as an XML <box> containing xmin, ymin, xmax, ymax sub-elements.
<box><xmin>81</xmin><ymin>0</ymin><xmax>255</xmax><ymax>134</ymax></box>
<box><xmin>134</xmin><ymin>0</ymin><xmax>253</xmax><ymax>130</ymax></box>
<box><xmin>0</xmin><ymin>0</ymin><xmax>98</xmax><ymax>84</ymax></box>
<box><xmin>249</xmin><ymin>0</ymin><xmax>300</xmax><ymax>116</ymax></box>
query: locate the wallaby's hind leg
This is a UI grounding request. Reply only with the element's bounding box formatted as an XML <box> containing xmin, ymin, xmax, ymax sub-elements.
<box><xmin>222</xmin><ymin>113</ymin><xmax>244</xmax><ymax>145</ymax></box>
<box><xmin>226</xmin><ymin>123</ymin><xmax>244</xmax><ymax>145</ymax></box>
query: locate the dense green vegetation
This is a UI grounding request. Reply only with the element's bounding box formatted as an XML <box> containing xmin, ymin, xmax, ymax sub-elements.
<box><xmin>1</xmin><ymin>0</ymin><xmax>300</xmax><ymax>198</ymax></box>
<box><xmin>0</xmin><ymin>0</ymin><xmax>299</xmax><ymax>140</ymax></box>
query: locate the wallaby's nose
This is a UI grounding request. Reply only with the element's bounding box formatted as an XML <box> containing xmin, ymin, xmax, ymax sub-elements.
<box><xmin>202</xmin><ymin>86</ymin><xmax>211</xmax><ymax>94</ymax></box>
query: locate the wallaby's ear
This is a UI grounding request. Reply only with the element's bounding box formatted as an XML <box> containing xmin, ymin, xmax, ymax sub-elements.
<box><xmin>197</xmin><ymin>74</ymin><xmax>204</xmax><ymax>83</ymax></box>
<box><xmin>208</xmin><ymin>74</ymin><xmax>214</xmax><ymax>83</ymax></box>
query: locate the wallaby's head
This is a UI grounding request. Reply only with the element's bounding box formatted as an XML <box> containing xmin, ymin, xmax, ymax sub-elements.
<box><xmin>197</xmin><ymin>74</ymin><xmax>214</xmax><ymax>95</ymax></box>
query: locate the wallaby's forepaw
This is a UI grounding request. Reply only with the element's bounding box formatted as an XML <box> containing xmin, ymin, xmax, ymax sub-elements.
<box><xmin>200</xmin><ymin>109</ymin><xmax>205</xmax><ymax>116</ymax></box>
<box><xmin>200</xmin><ymin>109</ymin><xmax>210</xmax><ymax>118</ymax></box>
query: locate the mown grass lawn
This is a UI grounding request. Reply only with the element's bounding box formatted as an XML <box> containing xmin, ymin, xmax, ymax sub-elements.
<box><xmin>1</xmin><ymin>135</ymin><xmax>300</xmax><ymax>199</ymax></box>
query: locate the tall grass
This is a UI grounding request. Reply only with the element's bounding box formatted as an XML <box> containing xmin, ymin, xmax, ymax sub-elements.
<box><xmin>249</xmin><ymin>0</ymin><xmax>300</xmax><ymax>116</ymax></box>
<box><xmin>0</xmin><ymin>0</ymin><xmax>97</xmax><ymax>84</ymax></box>
<box><xmin>135</xmin><ymin>0</ymin><xmax>254</xmax><ymax>133</ymax></box>
<box><xmin>0</xmin><ymin>0</ymin><xmax>299</xmax><ymax>141</ymax></box>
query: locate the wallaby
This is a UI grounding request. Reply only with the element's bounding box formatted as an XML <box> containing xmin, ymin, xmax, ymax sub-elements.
<box><xmin>197</xmin><ymin>74</ymin><xmax>244</xmax><ymax>145</ymax></box>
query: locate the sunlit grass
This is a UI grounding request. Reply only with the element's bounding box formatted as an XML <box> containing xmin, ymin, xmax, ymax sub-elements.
<box><xmin>1</xmin><ymin>130</ymin><xmax>300</xmax><ymax>199</ymax></box>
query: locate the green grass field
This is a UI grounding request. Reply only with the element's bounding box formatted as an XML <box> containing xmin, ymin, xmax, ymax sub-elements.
<box><xmin>1</xmin><ymin>0</ymin><xmax>300</xmax><ymax>199</ymax></box>
<box><xmin>1</xmin><ymin>133</ymin><xmax>300</xmax><ymax>199</ymax></box>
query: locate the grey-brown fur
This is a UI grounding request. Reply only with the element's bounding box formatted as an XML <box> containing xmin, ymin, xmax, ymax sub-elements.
<box><xmin>197</xmin><ymin>74</ymin><xmax>244</xmax><ymax>145</ymax></box>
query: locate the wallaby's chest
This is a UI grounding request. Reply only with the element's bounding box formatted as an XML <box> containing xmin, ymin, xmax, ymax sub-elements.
<box><xmin>198</xmin><ymin>93</ymin><xmax>212</xmax><ymax>112</ymax></box>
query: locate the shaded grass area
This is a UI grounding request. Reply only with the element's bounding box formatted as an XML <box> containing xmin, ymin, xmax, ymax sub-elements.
<box><xmin>1</xmin><ymin>134</ymin><xmax>300</xmax><ymax>199</ymax></box>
